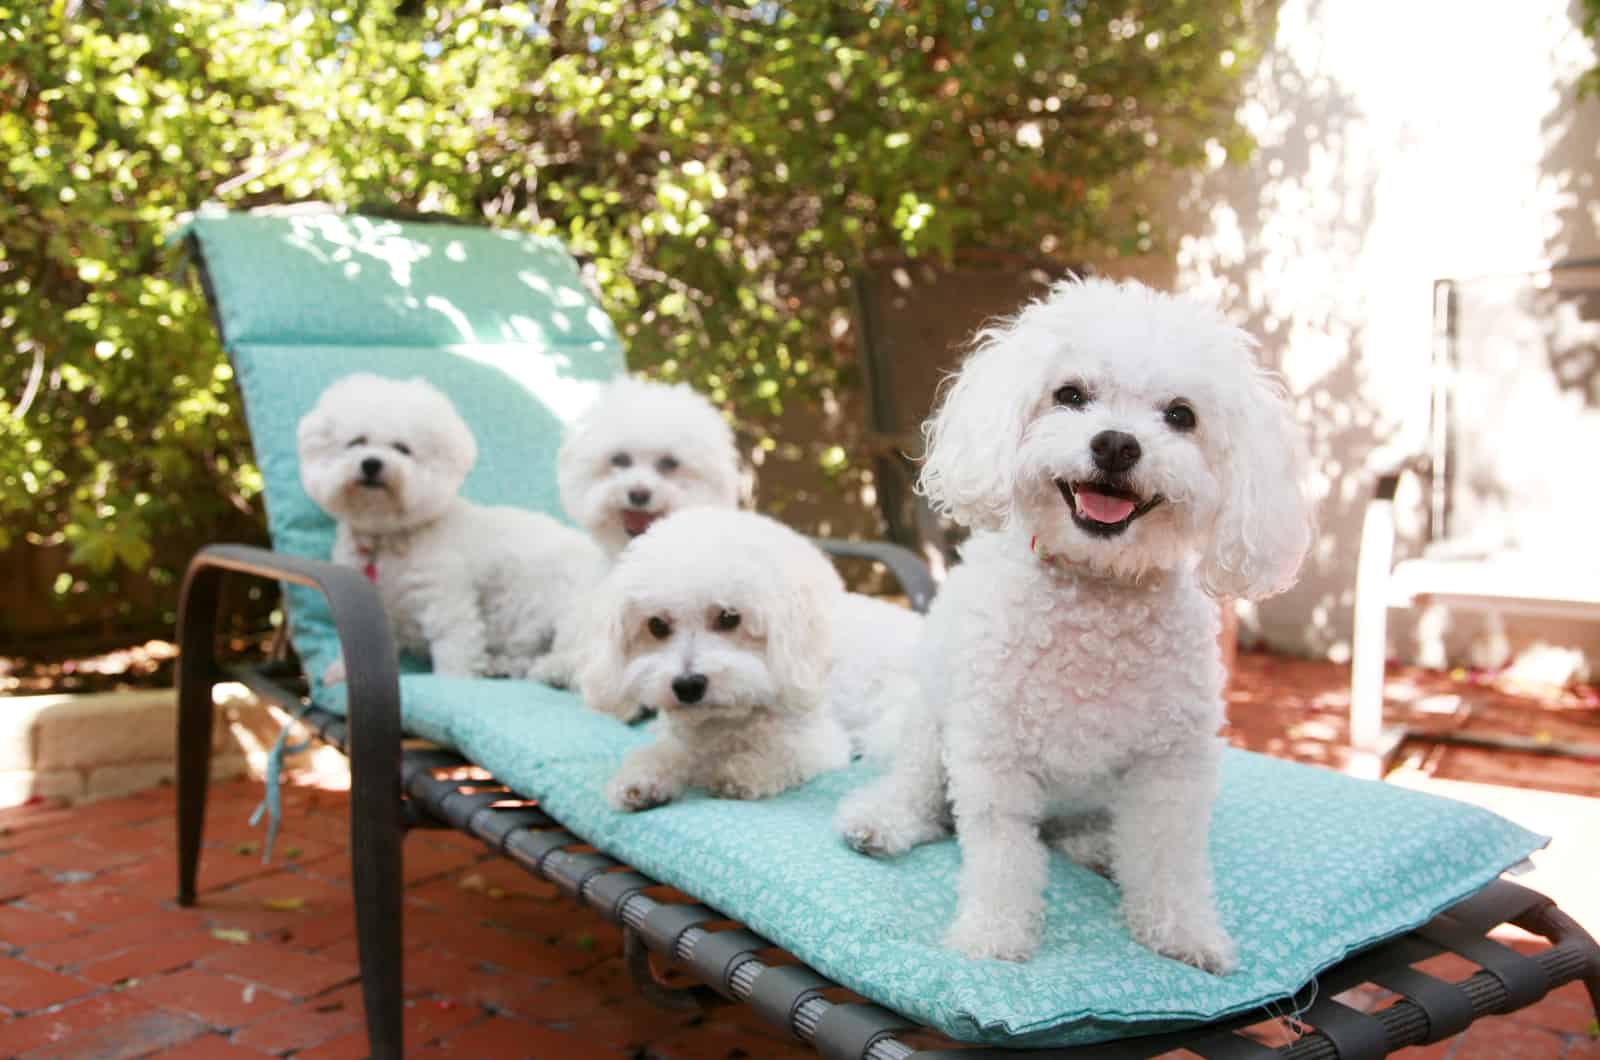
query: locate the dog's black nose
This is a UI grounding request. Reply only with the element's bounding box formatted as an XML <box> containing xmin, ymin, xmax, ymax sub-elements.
<box><xmin>1090</xmin><ymin>430</ymin><xmax>1141</xmax><ymax>473</ymax></box>
<box><xmin>671</xmin><ymin>673</ymin><xmax>708</xmax><ymax>704</ymax></box>
<box><xmin>360</xmin><ymin>456</ymin><xmax>384</xmax><ymax>479</ymax></box>
<box><xmin>627</xmin><ymin>488</ymin><xmax>652</xmax><ymax>508</ymax></box>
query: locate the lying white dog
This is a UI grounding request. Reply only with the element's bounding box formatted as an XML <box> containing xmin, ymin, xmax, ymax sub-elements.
<box><xmin>836</xmin><ymin>278</ymin><xmax>1314</xmax><ymax>972</ymax></box>
<box><xmin>299</xmin><ymin>374</ymin><xmax>604</xmax><ymax>685</ymax></box>
<box><xmin>557</xmin><ymin>377</ymin><xmax>744</xmax><ymax>558</ymax></box>
<box><xmin>580</xmin><ymin>508</ymin><xmax>920</xmax><ymax>810</ymax></box>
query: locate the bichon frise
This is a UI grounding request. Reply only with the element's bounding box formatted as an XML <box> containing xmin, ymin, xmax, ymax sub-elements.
<box><xmin>298</xmin><ymin>374</ymin><xmax>605</xmax><ymax>685</ymax></box>
<box><xmin>835</xmin><ymin>278</ymin><xmax>1315</xmax><ymax>972</ymax></box>
<box><xmin>580</xmin><ymin>508</ymin><xmax>920</xmax><ymax>810</ymax></box>
<box><xmin>557</xmin><ymin>377</ymin><xmax>744</xmax><ymax>558</ymax></box>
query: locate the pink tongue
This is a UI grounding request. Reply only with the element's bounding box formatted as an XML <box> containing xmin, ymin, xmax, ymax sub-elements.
<box><xmin>622</xmin><ymin>510</ymin><xmax>659</xmax><ymax>536</ymax></box>
<box><xmin>1075</xmin><ymin>489</ymin><xmax>1135</xmax><ymax>524</ymax></box>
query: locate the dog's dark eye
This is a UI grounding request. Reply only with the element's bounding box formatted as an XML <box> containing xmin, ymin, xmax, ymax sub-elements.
<box><xmin>647</xmin><ymin>616</ymin><xmax>672</xmax><ymax>640</ymax></box>
<box><xmin>347</xmin><ymin>435</ymin><xmax>368</xmax><ymax>449</ymax></box>
<box><xmin>392</xmin><ymin>441</ymin><xmax>412</xmax><ymax>456</ymax></box>
<box><xmin>1163</xmin><ymin>402</ymin><xmax>1197</xmax><ymax>432</ymax></box>
<box><xmin>713</xmin><ymin>608</ymin><xmax>740</xmax><ymax>632</ymax></box>
<box><xmin>611</xmin><ymin>452</ymin><xmax>632</xmax><ymax>469</ymax></box>
<box><xmin>1054</xmin><ymin>384</ymin><xmax>1089</xmax><ymax>409</ymax></box>
<box><xmin>657</xmin><ymin>455</ymin><xmax>679</xmax><ymax>474</ymax></box>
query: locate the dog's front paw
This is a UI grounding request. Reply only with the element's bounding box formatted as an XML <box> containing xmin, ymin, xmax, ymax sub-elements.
<box><xmin>943</xmin><ymin>909</ymin><xmax>1040</xmax><ymax>963</ymax></box>
<box><xmin>834</xmin><ymin>793</ymin><xmax>945</xmax><ymax>858</ymax></box>
<box><xmin>1128</xmin><ymin>916</ymin><xmax>1237</xmax><ymax>975</ymax></box>
<box><xmin>704</xmin><ymin>773</ymin><xmax>786</xmax><ymax>801</ymax></box>
<box><xmin>524</xmin><ymin>655</ymin><xmax>572</xmax><ymax>689</ymax></box>
<box><xmin>321</xmin><ymin>658</ymin><xmax>347</xmax><ymax>686</ymax></box>
<box><xmin>605</xmin><ymin>771</ymin><xmax>677</xmax><ymax>813</ymax></box>
<box><xmin>433</xmin><ymin>658</ymin><xmax>488</xmax><ymax>679</ymax></box>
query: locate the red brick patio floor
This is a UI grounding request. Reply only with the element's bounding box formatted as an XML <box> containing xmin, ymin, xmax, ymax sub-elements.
<box><xmin>0</xmin><ymin>651</ymin><xmax>1596</xmax><ymax>1059</ymax></box>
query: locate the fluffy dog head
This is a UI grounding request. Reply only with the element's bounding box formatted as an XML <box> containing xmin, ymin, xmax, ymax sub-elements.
<box><xmin>919</xmin><ymin>278</ymin><xmax>1314</xmax><ymax>599</ymax></box>
<box><xmin>557</xmin><ymin>378</ymin><xmax>742</xmax><ymax>556</ymax></box>
<box><xmin>578</xmin><ymin>508</ymin><xmax>840</xmax><ymax>723</ymax></box>
<box><xmin>297</xmin><ymin>374</ymin><xmax>476</xmax><ymax>534</ymax></box>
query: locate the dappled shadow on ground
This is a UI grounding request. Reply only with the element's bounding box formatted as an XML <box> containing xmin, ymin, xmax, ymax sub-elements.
<box><xmin>1226</xmin><ymin>648</ymin><xmax>1600</xmax><ymax>797</ymax></box>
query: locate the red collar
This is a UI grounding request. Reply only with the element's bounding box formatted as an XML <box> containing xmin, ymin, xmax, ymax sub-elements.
<box><xmin>355</xmin><ymin>545</ymin><xmax>379</xmax><ymax>583</ymax></box>
<box><xmin>1030</xmin><ymin>535</ymin><xmax>1068</xmax><ymax>567</ymax></box>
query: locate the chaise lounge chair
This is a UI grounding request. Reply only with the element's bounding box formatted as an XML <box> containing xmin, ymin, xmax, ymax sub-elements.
<box><xmin>174</xmin><ymin>208</ymin><xmax>1600</xmax><ymax>1060</ymax></box>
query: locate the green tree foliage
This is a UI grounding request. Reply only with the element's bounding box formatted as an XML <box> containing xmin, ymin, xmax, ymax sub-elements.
<box><xmin>1582</xmin><ymin>0</ymin><xmax>1600</xmax><ymax>97</ymax></box>
<box><xmin>1</xmin><ymin>0</ymin><xmax>1262</xmax><ymax>631</ymax></box>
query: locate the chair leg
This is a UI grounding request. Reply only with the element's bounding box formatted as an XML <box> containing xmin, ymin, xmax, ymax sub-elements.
<box><xmin>351</xmin><ymin>821</ymin><xmax>405</xmax><ymax>1059</ymax></box>
<box><xmin>176</xmin><ymin>564</ymin><xmax>224</xmax><ymax>907</ymax></box>
<box><xmin>348</xmin><ymin>676</ymin><xmax>406</xmax><ymax>1058</ymax></box>
<box><xmin>1350</xmin><ymin>494</ymin><xmax>1397</xmax><ymax>776</ymax></box>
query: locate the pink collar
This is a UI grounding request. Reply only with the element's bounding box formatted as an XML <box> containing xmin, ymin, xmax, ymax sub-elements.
<box><xmin>355</xmin><ymin>545</ymin><xmax>379</xmax><ymax>583</ymax></box>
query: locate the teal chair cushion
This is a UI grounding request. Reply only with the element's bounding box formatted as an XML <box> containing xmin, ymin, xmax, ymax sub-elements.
<box><xmin>326</xmin><ymin>681</ymin><xmax>1548</xmax><ymax>1048</ymax></box>
<box><xmin>192</xmin><ymin>209</ymin><xmax>1545</xmax><ymax>1048</ymax></box>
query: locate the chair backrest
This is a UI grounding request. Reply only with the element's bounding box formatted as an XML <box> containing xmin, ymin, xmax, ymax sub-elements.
<box><xmin>1430</xmin><ymin>260</ymin><xmax>1600</xmax><ymax>554</ymax></box>
<box><xmin>185</xmin><ymin>207</ymin><xmax>625</xmax><ymax>675</ymax></box>
<box><xmin>850</xmin><ymin>253</ymin><xmax>1076</xmax><ymax>559</ymax></box>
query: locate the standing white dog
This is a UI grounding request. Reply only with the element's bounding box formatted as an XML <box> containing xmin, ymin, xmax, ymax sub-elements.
<box><xmin>557</xmin><ymin>377</ymin><xmax>744</xmax><ymax>558</ymax></box>
<box><xmin>581</xmin><ymin>509</ymin><xmax>857</xmax><ymax>809</ymax></box>
<box><xmin>299</xmin><ymin>374</ymin><xmax>604</xmax><ymax>685</ymax></box>
<box><xmin>835</xmin><ymin>278</ymin><xmax>1314</xmax><ymax>972</ymax></box>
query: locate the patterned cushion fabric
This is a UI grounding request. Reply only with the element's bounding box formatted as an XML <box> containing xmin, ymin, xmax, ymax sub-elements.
<box><xmin>192</xmin><ymin>209</ymin><xmax>1546</xmax><ymax>1048</ymax></box>
<box><xmin>328</xmin><ymin>681</ymin><xmax>1547</xmax><ymax>1047</ymax></box>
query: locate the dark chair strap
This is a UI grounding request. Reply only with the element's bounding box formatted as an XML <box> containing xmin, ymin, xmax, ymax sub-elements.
<box><xmin>1438</xmin><ymin>879</ymin><xmax>1544</xmax><ymax>934</ymax></box>
<box><xmin>584</xmin><ymin>870</ymin><xmax>651</xmax><ymax>919</ymax></box>
<box><xmin>687</xmin><ymin>928</ymin><xmax>768</xmax><ymax>998</ymax></box>
<box><xmin>748</xmin><ymin>964</ymin><xmax>830</xmax><ymax>1039</ymax></box>
<box><xmin>1417</xmin><ymin>921</ymin><xmax>1550</xmax><ymax>1009</ymax></box>
<box><xmin>1188</xmin><ymin>1029</ymin><xmax>1282</xmax><ymax>1058</ymax></box>
<box><xmin>501</xmin><ymin>827</ymin><xmax>575</xmax><ymax>870</ymax></box>
<box><xmin>1368</xmin><ymin>966</ymin><xmax>1474</xmax><ymax>1042</ymax></box>
<box><xmin>813</xmin><ymin>1002</ymin><xmax>914</xmax><ymax>1060</ymax></box>
<box><xmin>1301</xmin><ymin>997</ymin><xmax>1389</xmax><ymax>1060</ymax></box>
<box><xmin>636</xmin><ymin>902</ymin><xmax>716</xmax><ymax>956</ymax></box>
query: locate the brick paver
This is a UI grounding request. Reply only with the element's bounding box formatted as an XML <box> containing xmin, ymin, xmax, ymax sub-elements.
<box><xmin>0</xmin><ymin>652</ymin><xmax>1595</xmax><ymax>1057</ymax></box>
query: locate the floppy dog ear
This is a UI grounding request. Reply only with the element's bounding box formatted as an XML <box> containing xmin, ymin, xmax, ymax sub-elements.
<box><xmin>576</xmin><ymin>583</ymin><xmax>637</xmax><ymax>719</ymax></box>
<box><xmin>1198</xmin><ymin>358</ymin><xmax>1316</xmax><ymax>600</ymax></box>
<box><xmin>917</xmin><ymin>320</ymin><xmax>1044</xmax><ymax>531</ymax></box>
<box><xmin>762</xmin><ymin>564</ymin><xmax>838</xmax><ymax>713</ymax></box>
<box><xmin>409</xmin><ymin>377</ymin><xmax>478</xmax><ymax>481</ymax></box>
<box><xmin>296</xmin><ymin>378</ymin><xmax>358</xmax><ymax>460</ymax></box>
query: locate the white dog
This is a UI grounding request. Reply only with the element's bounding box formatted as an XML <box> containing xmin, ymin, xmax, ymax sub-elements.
<box><xmin>558</xmin><ymin>377</ymin><xmax>744</xmax><ymax>558</ymax></box>
<box><xmin>835</xmin><ymin>278</ymin><xmax>1314</xmax><ymax>972</ymax></box>
<box><xmin>580</xmin><ymin>508</ymin><xmax>920</xmax><ymax>810</ymax></box>
<box><xmin>298</xmin><ymin>374</ymin><xmax>605</xmax><ymax>685</ymax></box>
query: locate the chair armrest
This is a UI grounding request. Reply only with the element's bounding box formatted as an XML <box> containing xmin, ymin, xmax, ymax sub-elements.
<box><xmin>811</xmin><ymin>537</ymin><xmax>937</xmax><ymax>614</ymax></box>
<box><xmin>176</xmin><ymin>543</ymin><xmax>402</xmax><ymax>870</ymax></box>
<box><xmin>1372</xmin><ymin>453</ymin><xmax>1432</xmax><ymax>501</ymax></box>
<box><xmin>179</xmin><ymin>543</ymin><xmax>399</xmax><ymax>717</ymax></box>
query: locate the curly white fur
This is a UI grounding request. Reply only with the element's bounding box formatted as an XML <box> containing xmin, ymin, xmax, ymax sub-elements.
<box><xmin>298</xmin><ymin>374</ymin><xmax>605</xmax><ymax>685</ymax></box>
<box><xmin>557</xmin><ymin>377</ymin><xmax>743</xmax><ymax>558</ymax></box>
<box><xmin>835</xmin><ymin>278</ymin><xmax>1315</xmax><ymax>971</ymax></box>
<box><xmin>579</xmin><ymin>509</ymin><xmax>920</xmax><ymax>810</ymax></box>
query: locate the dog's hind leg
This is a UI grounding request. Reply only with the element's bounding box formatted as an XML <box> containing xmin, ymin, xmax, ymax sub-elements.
<box><xmin>834</xmin><ymin>714</ymin><xmax>950</xmax><ymax>857</ymax></box>
<box><xmin>1042</xmin><ymin>811</ymin><xmax>1115</xmax><ymax>878</ymax></box>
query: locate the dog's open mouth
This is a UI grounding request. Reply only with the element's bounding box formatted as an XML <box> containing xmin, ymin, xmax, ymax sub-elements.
<box><xmin>1059</xmin><ymin>480</ymin><xmax>1163</xmax><ymax>537</ymax></box>
<box><xmin>622</xmin><ymin>509</ymin><xmax>662</xmax><ymax>537</ymax></box>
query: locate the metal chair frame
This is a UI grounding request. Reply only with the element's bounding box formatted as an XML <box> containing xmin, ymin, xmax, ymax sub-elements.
<box><xmin>176</xmin><ymin>543</ymin><xmax>1600</xmax><ymax>1060</ymax></box>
